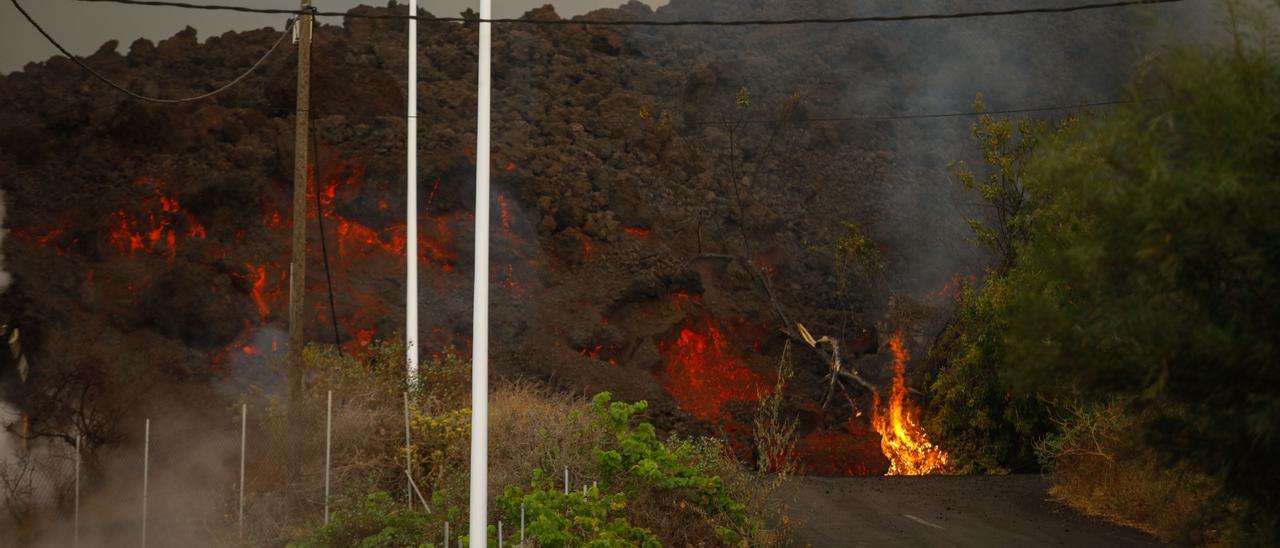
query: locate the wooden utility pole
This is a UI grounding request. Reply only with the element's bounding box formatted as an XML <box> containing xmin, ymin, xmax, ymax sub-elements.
<box><xmin>288</xmin><ymin>0</ymin><xmax>313</xmax><ymax>408</ymax></box>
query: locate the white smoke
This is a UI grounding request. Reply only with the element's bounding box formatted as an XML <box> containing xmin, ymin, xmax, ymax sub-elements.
<box><xmin>0</xmin><ymin>190</ymin><xmax>9</xmax><ymax>294</ymax></box>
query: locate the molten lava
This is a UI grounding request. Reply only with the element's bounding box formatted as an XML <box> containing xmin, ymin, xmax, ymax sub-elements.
<box><xmin>871</xmin><ymin>331</ymin><xmax>949</xmax><ymax>475</ymax></box>
<box><xmin>659</xmin><ymin>318</ymin><xmax>772</xmax><ymax>425</ymax></box>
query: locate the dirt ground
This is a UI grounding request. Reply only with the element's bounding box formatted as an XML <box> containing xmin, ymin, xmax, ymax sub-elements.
<box><xmin>774</xmin><ymin>475</ymin><xmax>1167</xmax><ymax>547</ymax></box>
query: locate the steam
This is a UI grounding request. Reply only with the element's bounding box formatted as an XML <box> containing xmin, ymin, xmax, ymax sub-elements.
<box><xmin>1</xmin><ymin>190</ymin><xmax>10</xmax><ymax>294</ymax></box>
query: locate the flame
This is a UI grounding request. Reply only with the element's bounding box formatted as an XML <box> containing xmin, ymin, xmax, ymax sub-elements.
<box><xmin>871</xmin><ymin>331</ymin><xmax>949</xmax><ymax>475</ymax></box>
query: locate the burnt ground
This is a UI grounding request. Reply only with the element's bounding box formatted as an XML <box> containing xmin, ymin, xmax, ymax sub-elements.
<box><xmin>776</xmin><ymin>475</ymin><xmax>1167</xmax><ymax>547</ymax></box>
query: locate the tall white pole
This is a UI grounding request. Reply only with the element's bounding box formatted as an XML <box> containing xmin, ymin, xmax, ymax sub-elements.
<box><xmin>74</xmin><ymin>434</ymin><xmax>80</xmax><ymax>548</ymax></box>
<box><xmin>469</xmin><ymin>0</ymin><xmax>493</xmax><ymax>542</ymax></box>
<box><xmin>324</xmin><ymin>390</ymin><xmax>332</xmax><ymax>525</ymax></box>
<box><xmin>141</xmin><ymin>419</ymin><xmax>149</xmax><ymax>548</ymax></box>
<box><xmin>407</xmin><ymin>0</ymin><xmax>422</xmax><ymax>389</ymax></box>
<box><xmin>239</xmin><ymin>403</ymin><xmax>247</xmax><ymax>539</ymax></box>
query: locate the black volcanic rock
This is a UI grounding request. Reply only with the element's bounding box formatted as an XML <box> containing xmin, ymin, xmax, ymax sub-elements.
<box><xmin>0</xmin><ymin>0</ymin><xmax>1159</xmax><ymax>473</ymax></box>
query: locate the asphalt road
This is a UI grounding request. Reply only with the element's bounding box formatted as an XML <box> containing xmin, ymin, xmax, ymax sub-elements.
<box><xmin>774</xmin><ymin>475</ymin><xmax>1166</xmax><ymax>547</ymax></box>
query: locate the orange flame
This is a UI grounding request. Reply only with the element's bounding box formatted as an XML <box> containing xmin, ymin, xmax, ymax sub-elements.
<box><xmin>872</xmin><ymin>330</ymin><xmax>949</xmax><ymax>475</ymax></box>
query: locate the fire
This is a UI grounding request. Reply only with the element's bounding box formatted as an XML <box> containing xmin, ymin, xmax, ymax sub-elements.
<box><xmin>872</xmin><ymin>330</ymin><xmax>949</xmax><ymax>475</ymax></box>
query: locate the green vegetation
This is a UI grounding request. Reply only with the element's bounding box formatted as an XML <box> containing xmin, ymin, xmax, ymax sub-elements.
<box><xmin>292</xmin><ymin>492</ymin><xmax>433</xmax><ymax>548</ymax></box>
<box><xmin>924</xmin><ymin>13</ymin><xmax>1280</xmax><ymax>544</ymax></box>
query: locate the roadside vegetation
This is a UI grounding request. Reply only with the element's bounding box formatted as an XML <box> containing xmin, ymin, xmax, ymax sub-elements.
<box><xmin>922</xmin><ymin>6</ymin><xmax>1280</xmax><ymax>544</ymax></box>
<box><xmin>249</xmin><ymin>341</ymin><xmax>794</xmax><ymax>547</ymax></box>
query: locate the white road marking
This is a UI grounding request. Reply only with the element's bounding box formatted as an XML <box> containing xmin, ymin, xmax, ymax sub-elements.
<box><xmin>903</xmin><ymin>514</ymin><xmax>945</xmax><ymax>530</ymax></box>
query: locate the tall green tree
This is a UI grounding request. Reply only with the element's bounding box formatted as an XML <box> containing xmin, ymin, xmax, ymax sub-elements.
<box><xmin>1003</xmin><ymin>26</ymin><xmax>1280</xmax><ymax>542</ymax></box>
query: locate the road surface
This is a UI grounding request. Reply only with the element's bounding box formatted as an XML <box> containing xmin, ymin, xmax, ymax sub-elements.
<box><xmin>775</xmin><ymin>475</ymin><xmax>1166</xmax><ymax>547</ymax></box>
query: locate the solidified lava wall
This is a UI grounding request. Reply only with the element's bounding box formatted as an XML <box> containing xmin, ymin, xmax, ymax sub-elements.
<box><xmin>0</xmin><ymin>1</ymin><xmax>1168</xmax><ymax>474</ymax></box>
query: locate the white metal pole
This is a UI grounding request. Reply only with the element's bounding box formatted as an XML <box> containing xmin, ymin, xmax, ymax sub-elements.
<box><xmin>141</xmin><ymin>419</ymin><xmax>149</xmax><ymax>548</ymax></box>
<box><xmin>563</xmin><ymin>466</ymin><xmax>568</xmax><ymax>495</ymax></box>
<box><xmin>444</xmin><ymin>521</ymin><xmax>449</xmax><ymax>547</ymax></box>
<box><xmin>404</xmin><ymin>391</ymin><xmax>412</xmax><ymax>508</ymax></box>
<box><xmin>498</xmin><ymin>521</ymin><xmax>503</xmax><ymax>548</ymax></box>
<box><xmin>469</xmin><ymin>0</ymin><xmax>493</xmax><ymax>542</ymax></box>
<box><xmin>239</xmin><ymin>403</ymin><xmax>246</xmax><ymax>539</ymax></box>
<box><xmin>405</xmin><ymin>0</ymin><xmax>420</xmax><ymax>386</ymax></box>
<box><xmin>74</xmin><ymin>434</ymin><xmax>80</xmax><ymax>548</ymax></box>
<box><xmin>520</xmin><ymin>503</ymin><xmax>525</xmax><ymax>542</ymax></box>
<box><xmin>324</xmin><ymin>390</ymin><xmax>332</xmax><ymax>525</ymax></box>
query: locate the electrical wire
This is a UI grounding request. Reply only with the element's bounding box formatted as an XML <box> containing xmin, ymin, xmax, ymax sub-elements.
<box><xmin>10</xmin><ymin>0</ymin><xmax>294</xmax><ymax>103</ymax></box>
<box><xmin>310</xmin><ymin>121</ymin><xmax>344</xmax><ymax>354</ymax></box>
<box><xmin>74</xmin><ymin>0</ymin><xmax>1186</xmax><ymax>26</ymax></box>
<box><xmin>255</xmin><ymin>100</ymin><xmax>1124</xmax><ymax>125</ymax></box>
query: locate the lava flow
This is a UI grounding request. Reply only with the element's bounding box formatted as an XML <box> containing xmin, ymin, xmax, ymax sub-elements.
<box><xmin>659</xmin><ymin>317</ymin><xmax>772</xmax><ymax>425</ymax></box>
<box><xmin>872</xmin><ymin>330</ymin><xmax>949</xmax><ymax>475</ymax></box>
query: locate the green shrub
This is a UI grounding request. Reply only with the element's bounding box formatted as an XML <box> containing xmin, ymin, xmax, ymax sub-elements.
<box><xmin>922</xmin><ymin>279</ymin><xmax>1051</xmax><ymax>473</ymax></box>
<box><xmin>289</xmin><ymin>491</ymin><xmax>434</xmax><ymax>548</ymax></box>
<box><xmin>497</xmin><ymin>470</ymin><xmax>659</xmax><ymax>548</ymax></box>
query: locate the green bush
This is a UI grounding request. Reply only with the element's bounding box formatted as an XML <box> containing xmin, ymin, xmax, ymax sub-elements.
<box><xmin>923</xmin><ymin>279</ymin><xmax>1051</xmax><ymax>473</ymax></box>
<box><xmin>497</xmin><ymin>470</ymin><xmax>659</xmax><ymax>548</ymax></box>
<box><xmin>494</xmin><ymin>393</ymin><xmax>767</xmax><ymax>546</ymax></box>
<box><xmin>289</xmin><ymin>492</ymin><xmax>434</xmax><ymax>548</ymax></box>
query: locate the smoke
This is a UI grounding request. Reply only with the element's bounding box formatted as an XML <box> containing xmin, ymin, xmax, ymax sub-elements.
<box><xmin>1</xmin><ymin>190</ymin><xmax>10</xmax><ymax>294</ymax></box>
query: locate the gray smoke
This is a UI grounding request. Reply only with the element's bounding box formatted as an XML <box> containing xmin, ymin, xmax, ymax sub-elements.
<box><xmin>1</xmin><ymin>190</ymin><xmax>10</xmax><ymax>294</ymax></box>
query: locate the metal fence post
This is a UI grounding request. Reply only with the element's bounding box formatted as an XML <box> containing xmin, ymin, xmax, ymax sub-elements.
<box><xmin>239</xmin><ymin>403</ymin><xmax>247</xmax><ymax>539</ymax></box>
<box><xmin>404</xmin><ymin>391</ymin><xmax>412</xmax><ymax>509</ymax></box>
<box><xmin>74</xmin><ymin>434</ymin><xmax>80</xmax><ymax>548</ymax></box>
<box><xmin>324</xmin><ymin>390</ymin><xmax>332</xmax><ymax>525</ymax></box>
<box><xmin>141</xmin><ymin>419</ymin><xmax>149</xmax><ymax>548</ymax></box>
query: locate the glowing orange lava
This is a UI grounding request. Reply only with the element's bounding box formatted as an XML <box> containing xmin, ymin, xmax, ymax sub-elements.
<box><xmin>659</xmin><ymin>318</ymin><xmax>772</xmax><ymax>425</ymax></box>
<box><xmin>623</xmin><ymin>227</ymin><xmax>651</xmax><ymax>239</ymax></box>
<box><xmin>105</xmin><ymin>177</ymin><xmax>207</xmax><ymax>261</ymax></box>
<box><xmin>872</xmin><ymin>331</ymin><xmax>949</xmax><ymax>475</ymax></box>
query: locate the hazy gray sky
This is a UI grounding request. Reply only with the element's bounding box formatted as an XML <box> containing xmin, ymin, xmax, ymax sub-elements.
<box><xmin>1</xmin><ymin>1</ymin><xmax>660</xmax><ymax>73</ymax></box>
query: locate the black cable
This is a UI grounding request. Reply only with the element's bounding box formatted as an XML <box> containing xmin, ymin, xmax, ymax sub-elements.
<box><xmin>258</xmin><ymin>99</ymin><xmax>1124</xmax><ymax>125</ymax></box>
<box><xmin>75</xmin><ymin>0</ymin><xmax>1186</xmax><ymax>26</ymax></box>
<box><xmin>10</xmin><ymin>0</ymin><xmax>294</xmax><ymax>103</ymax></box>
<box><xmin>310</xmin><ymin>121</ymin><xmax>344</xmax><ymax>354</ymax></box>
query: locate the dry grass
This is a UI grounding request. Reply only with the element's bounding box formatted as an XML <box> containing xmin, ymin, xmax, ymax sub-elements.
<box><xmin>1040</xmin><ymin>402</ymin><xmax>1223</xmax><ymax>545</ymax></box>
<box><xmin>487</xmin><ymin>381</ymin><xmax>605</xmax><ymax>499</ymax></box>
<box><xmin>233</xmin><ymin>341</ymin><xmax>790</xmax><ymax>546</ymax></box>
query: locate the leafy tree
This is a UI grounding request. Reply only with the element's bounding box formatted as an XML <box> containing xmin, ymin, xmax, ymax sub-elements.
<box><xmin>923</xmin><ymin>278</ymin><xmax>1051</xmax><ymax>473</ymax></box>
<box><xmin>921</xmin><ymin>99</ymin><xmax>1067</xmax><ymax>473</ymax></box>
<box><xmin>1000</xmin><ymin>31</ymin><xmax>1280</xmax><ymax>542</ymax></box>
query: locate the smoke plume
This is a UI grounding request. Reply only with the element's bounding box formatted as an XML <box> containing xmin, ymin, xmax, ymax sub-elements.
<box><xmin>1</xmin><ymin>190</ymin><xmax>10</xmax><ymax>294</ymax></box>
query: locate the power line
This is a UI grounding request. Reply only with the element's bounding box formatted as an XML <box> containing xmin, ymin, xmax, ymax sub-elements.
<box><xmin>310</xmin><ymin>121</ymin><xmax>343</xmax><ymax>354</ymax></box>
<box><xmin>260</xmin><ymin>100</ymin><xmax>1123</xmax><ymax>125</ymax></box>
<box><xmin>74</xmin><ymin>0</ymin><xmax>1186</xmax><ymax>26</ymax></box>
<box><xmin>10</xmin><ymin>0</ymin><xmax>293</xmax><ymax>104</ymax></box>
